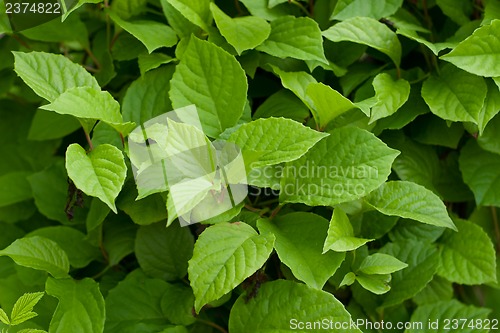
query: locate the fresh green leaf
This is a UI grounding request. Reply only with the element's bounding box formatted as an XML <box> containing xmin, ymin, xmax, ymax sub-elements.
<box><xmin>160</xmin><ymin>284</ymin><xmax>196</xmax><ymax>326</ymax></box>
<box><xmin>331</xmin><ymin>0</ymin><xmax>403</xmax><ymax>20</ymax></box>
<box><xmin>46</xmin><ymin>277</ymin><xmax>105</xmax><ymax>333</ymax></box>
<box><xmin>135</xmin><ymin>222</ymin><xmax>193</xmax><ymax>281</ymax></box>
<box><xmin>369</xmin><ymin>73</ymin><xmax>410</xmax><ymax>123</ymax></box>
<box><xmin>109</xmin><ymin>12</ymin><xmax>178</xmax><ymax>53</ymax></box>
<box><xmin>257</xmin><ymin>16</ymin><xmax>327</xmax><ymax>63</ymax></box>
<box><xmin>164</xmin><ymin>0</ymin><xmax>211</xmax><ymax>31</ymax></box>
<box><xmin>355</xmin><ymin>273</ymin><xmax>392</xmax><ymax>295</ymax></box>
<box><xmin>137</xmin><ymin>54</ymin><xmax>175</xmax><ymax>76</ymax></box>
<box><xmin>66</xmin><ymin>144</ymin><xmax>127</xmax><ymax>213</ymax></box>
<box><xmin>422</xmin><ymin>64</ymin><xmax>487</xmax><ymax>124</ymax></box>
<box><xmin>10</xmin><ymin>292</ymin><xmax>44</xmax><ymax>326</ymax></box>
<box><xmin>229</xmin><ymin>280</ymin><xmax>362</xmax><ymax>333</ymax></box>
<box><xmin>323</xmin><ymin>207</ymin><xmax>372</xmax><ymax>252</ymax></box>
<box><xmin>280</xmin><ymin>126</ymin><xmax>399</xmax><ymax>206</ymax></box>
<box><xmin>258</xmin><ymin>212</ymin><xmax>345</xmax><ymax>289</ymax></box>
<box><xmin>13</xmin><ymin>51</ymin><xmax>100</xmax><ymax>102</ymax></box>
<box><xmin>364</xmin><ymin>181</ymin><xmax>457</xmax><ymax>230</ymax></box>
<box><xmin>169</xmin><ymin>37</ymin><xmax>248</xmax><ymax>137</ymax></box>
<box><xmin>227</xmin><ymin>117</ymin><xmax>328</xmax><ymax>168</ymax></box>
<box><xmin>210</xmin><ymin>3</ymin><xmax>270</xmax><ymax>55</ymax></box>
<box><xmin>322</xmin><ymin>17</ymin><xmax>402</xmax><ymax>67</ymax></box>
<box><xmin>188</xmin><ymin>222</ymin><xmax>274</xmax><ymax>312</ymax></box>
<box><xmin>358</xmin><ymin>253</ymin><xmax>408</xmax><ymax>275</ymax></box>
<box><xmin>438</xmin><ymin>218</ymin><xmax>497</xmax><ymax>284</ymax></box>
<box><xmin>0</xmin><ymin>236</ymin><xmax>69</xmax><ymax>278</ymax></box>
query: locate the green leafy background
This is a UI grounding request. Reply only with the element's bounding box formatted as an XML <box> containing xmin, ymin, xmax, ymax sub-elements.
<box><xmin>0</xmin><ymin>0</ymin><xmax>499</xmax><ymax>332</ymax></box>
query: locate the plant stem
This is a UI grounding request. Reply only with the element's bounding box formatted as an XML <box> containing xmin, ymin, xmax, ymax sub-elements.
<box><xmin>196</xmin><ymin>318</ymin><xmax>228</xmax><ymax>333</ymax></box>
<box><xmin>85</xmin><ymin>130</ymin><xmax>94</xmax><ymax>151</ymax></box>
<box><xmin>490</xmin><ymin>206</ymin><xmax>500</xmax><ymax>252</ymax></box>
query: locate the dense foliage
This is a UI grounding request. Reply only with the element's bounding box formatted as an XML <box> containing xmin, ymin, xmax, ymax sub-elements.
<box><xmin>0</xmin><ymin>0</ymin><xmax>500</xmax><ymax>332</ymax></box>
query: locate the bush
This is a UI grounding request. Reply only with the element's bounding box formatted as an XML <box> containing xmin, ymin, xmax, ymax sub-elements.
<box><xmin>0</xmin><ymin>0</ymin><xmax>499</xmax><ymax>332</ymax></box>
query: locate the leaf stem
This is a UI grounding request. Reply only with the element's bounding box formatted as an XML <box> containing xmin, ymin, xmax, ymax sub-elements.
<box><xmin>289</xmin><ymin>0</ymin><xmax>310</xmax><ymax>16</ymax></box>
<box><xmin>490</xmin><ymin>206</ymin><xmax>500</xmax><ymax>252</ymax></box>
<box><xmin>85</xmin><ymin>130</ymin><xmax>94</xmax><ymax>151</ymax></box>
<box><xmin>196</xmin><ymin>318</ymin><xmax>228</xmax><ymax>333</ymax></box>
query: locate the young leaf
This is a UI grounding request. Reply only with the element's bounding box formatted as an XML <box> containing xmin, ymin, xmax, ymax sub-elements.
<box><xmin>169</xmin><ymin>37</ymin><xmax>248</xmax><ymax>137</ymax></box>
<box><xmin>258</xmin><ymin>212</ymin><xmax>345</xmax><ymax>289</ymax></box>
<box><xmin>323</xmin><ymin>207</ymin><xmax>373</xmax><ymax>252</ymax></box>
<box><xmin>10</xmin><ymin>292</ymin><xmax>44</xmax><ymax>326</ymax></box>
<box><xmin>271</xmin><ymin>67</ymin><xmax>317</xmax><ymax>106</ymax></box>
<box><xmin>358</xmin><ymin>253</ymin><xmax>408</xmax><ymax>275</ymax></box>
<box><xmin>322</xmin><ymin>17</ymin><xmax>402</xmax><ymax>67</ymax></box>
<box><xmin>257</xmin><ymin>16</ymin><xmax>327</xmax><ymax>64</ymax></box>
<box><xmin>164</xmin><ymin>0</ymin><xmax>211</xmax><ymax>31</ymax></box>
<box><xmin>441</xmin><ymin>20</ymin><xmax>500</xmax><ymax>77</ymax></box>
<box><xmin>331</xmin><ymin>0</ymin><xmax>403</xmax><ymax>21</ymax></box>
<box><xmin>280</xmin><ymin>127</ymin><xmax>399</xmax><ymax>206</ymax></box>
<box><xmin>108</xmin><ymin>12</ymin><xmax>178</xmax><ymax>53</ymax></box>
<box><xmin>66</xmin><ymin>143</ymin><xmax>127</xmax><ymax>213</ymax></box>
<box><xmin>355</xmin><ymin>273</ymin><xmax>392</xmax><ymax>295</ymax></box>
<box><xmin>137</xmin><ymin>53</ymin><xmax>175</xmax><ymax>76</ymax></box>
<box><xmin>13</xmin><ymin>51</ymin><xmax>100</xmax><ymax>102</ymax></box>
<box><xmin>369</xmin><ymin>73</ymin><xmax>410</xmax><ymax>123</ymax></box>
<box><xmin>459</xmin><ymin>139</ymin><xmax>500</xmax><ymax>206</ymax></box>
<box><xmin>229</xmin><ymin>280</ymin><xmax>362</xmax><ymax>333</ymax></box>
<box><xmin>305</xmin><ymin>82</ymin><xmax>358</xmax><ymax>129</ymax></box>
<box><xmin>210</xmin><ymin>3</ymin><xmax>271</xmax><ymax>55</ymax></box>
<box><xmin>380</xmin><ymin>240</ymin><xmax>439</xmax><ymax>308</ymax></box>
<box><xmin>409</xmin><ymin>300</ymin><xmax>491</xmax><ymax>333</ymax></box>
<box><xmin>227</xmin><ymin>117</ymin><xmax>328</xmax><ymax>168</ymax></box>
<box><xmin>422</xmin><ymin>64</ymin><xmax>487</xmax><ymax>124</ymax></box>
<box><xmin>135</xmin><ymin>222</ymin><xmax>193</xmax><ymax>281</ymax></box>
<box><xmin>0</xmin><ymin>236</ymin><xmax>69</xmax><ymax>278</ymax></box>
<box><xmin>46</xmin><ymin>278</ymin><xmax>105</xmax><ymax>333</ymax></box>
<box><xmin>105</xmin><ymin>270</ymin><xmax>171</xmax><ymax>333</ymax></box>
<box><xmin>188</xmin><ymin>222</ymin><xmax>274</xmax><ymax>313</ymax></box>
<box><xmin>478</xmin><ymin>79</ymin><xmax>500</xmax><ymax>135</ymax></box>
<box><xmin>0</xmin><ymin>308</ymin><xmax>9</xmax><ymax>325</ymax></box>
<box><xmin>438</xmin><ymin>218</ymin><xmax>497</xmax><ymax>284</ymax></box>
<box><xmin>40</xmin><ymin>87</ymin><xmax>134</xmax><ymax>135</ymax></box>
<box><xmin>364</xmin><ymin>181</ymin><xmax>457</xmax><ymax>230</ymax></box>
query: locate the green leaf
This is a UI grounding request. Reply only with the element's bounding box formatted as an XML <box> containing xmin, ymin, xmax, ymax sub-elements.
<box><xmin>210</xmin><ymin>3</ymin><xmax>270</xmax><ymax>55</ymax></box>
<box><xmin>358</xmin><ymin>253</ymin><xmax>408</xmax><ymax>275</ymax></box>
<box><xmin>422</xmin><ymin>64</ymin><xmax>487</xmax><ymax>124</ymax></box>
<box><xmin>239</xmin><ymin>0</ymin><xmax>300</xmax><ymax>21</ymax></box>
<box><xmin>0</xmin><ymin>308</ymin><xmax>9</xmax><ymax>325</ymax></box>
<box><xmin>117</xmin><ymin>183</ymin><xmax>167</xmax><ymax>226</ymax></box>
<box><xmin>305</xmin><ymin>83</ymin><xmax>358</xmax><ymax>129</ymax></box>
<box><xmin>227</xmin><ymin>117</ymin><xmax>328</xmax><ymax>168</ymax></box>
<box><xmin>122</xmin><ymin>66</ymin><xmax>175</xmax><ymax>125</ymax></box>
<box><xmin>103</xmin><ymin>218</ymin><xmax>137</xmax><ymax>266</ymax></box>
<box><xmin>257</xmin><ymin>16</ymin><xmax>327</xmax><ymax>63</ymax></box>
<box><xmin>137</xmin><ymin>54</ymin><xmax>175</xmax><ymax>76</ymax></box>
<box><xmin>46</xmin><ymin>277</ymin><xmax>105</xmax><ymax>333</ymax></box>
<box><xmin>62</xmin><ymin>0</ymin><xmax>103</xmax><ymax>20</ymax></box>
<box><xmin>0</xmin><ymin>236</ymin><xmax>69</xmax><ymax>278</ymax></box>
<box><xmin>478</xmin><ymin>79</ymin><xmax>500</xmax><ymax>135</ymax></box>
<box><xmin>160</xmin><ymin>284</ymin><xmax>196</xmax><ymax>326</ymax></box>
<box><xmin>40</xmin><ymin>87</ymin><xmax>134</xmax><ymax>135</ymax></box>
<box><xmin>28</xmin><ymin>111</ymin><xmax>81</xmax><ymax>141</ymax></box>
<box><xmin>438</xmin><ymin>218</ymin><xmax>497</xmax><ymax>284</ymax></box>
<box><xmin>369</xmin><ymin>73</ymin><xmax>410</xmax><ymax>123</ymax></box>
<box><xmin>17</xmin><ymin>329</ymin><xmax>48</xmax><ymax>333</ymax></box>
<box><xmin>323</xmin><ymin>208</ymin><xmax>372</xmax><ymax>252</ymax></box>
<box><xmin>322</xmin><ymin>17</ymin><xmax>402</xmax><ymax>67</ymax></box>
<box><xmin>479</xmin><ymin>114</ymin><xmax>500</xmax><ymax>155</ymax></box>
<box><xmin>188</xmin><ymin>222</ymin><xmax>274</xmax><ymax>313</ymax></box>
<box><xmin>280</xmin><ymin>127</ymin><xmax>399</xmax><ymax>206</ymax></box>
<box><xmin>258</xmin><ymin>212</ymin><xmax>345</xmax><ymax>289</ymax></box>
<box><xmin>66</xmin><ymin>144</ymin><xmax>127</xmax><ymax>213</ymax></box>
<box><xmin>27</xmin><ymin>227</ymin><xmax>100</xmax><ymax>268</ymax></box>
<box><xmin>380</xmin><ymin>240</ymin><xmax>439</xmax><ymax>308</ymax></box>
<box><xmin>331</xmin><ymin>0</ymin><xmax>403</xmax><ymax>20</ymax></box>
<box><xmin>10</xmin><ymin>292</ymin><xmax>44</xmax><ymax>326</ymax></box>
<box><xmin>413</xmin><ymin>275</ymin><xmax>453</xmax><ymax>305</ymax></box>
<box><xmin>436</xmin><ymin>0</ymin><xmax>473</xmax><ymax>25</ymax></box>
<box><xmin>229</xmin><ymin>280</ymin><xmax>362</xmax><ymax>333</ymax></box>
<box><xmin>408</xmin><ymin>300</ymin><xmax>490</xmax><ymax>333</ymax></box>
<box><xmin>109</xmin><ymin>12</ymin><xmax>178</xmax><ymax>53</ymax></box>
<box><xmin>135</xmin><ymin>222</ymin><xmax>193</xmax><ymax>281</ymax></box>
<box><xmin>169</xmin><ymin>37</ymin><xmax>248</xmax><ymax>137</ymax></box>
<box><xmin>389</xmin><ymin>219</ymin><xmax>445</xmax><ymax>243</ymax></box>
<box><xmin>13</xmin><ymin>51</ymin><xmax>100</xmax><ymax>102</ymax></box>
<box><xmin>459</xmin><ymin>139</ymin><xmax>500</xmax><ymax>206</ymax></box>
<box><xmin>105</xmin><ymin>269</ymin><xmax>170</xmax><ymax>333</ymax></box>
<box><xmin>164</xmin><ymin>0</ymin><xmax>211</xmax><ymax>31</ymax></box>
<box><xmin>253</xmin><ymin>90</ymin><xmax>309</xmax><ymax>122</ymax></box>
<box><xmin>365</xmin><ymin>181</ymin><xmax>457</xmax><ymax>230</ymax></box>
<box><xmin>355</xmin><ymin>273</ymin><xmax>392</xmax><ymax>295</ymax></box>
<box><xmin>0</xmin><ymin>172</ymin><xmax>32</xmax><ymax>207</ymax></box>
